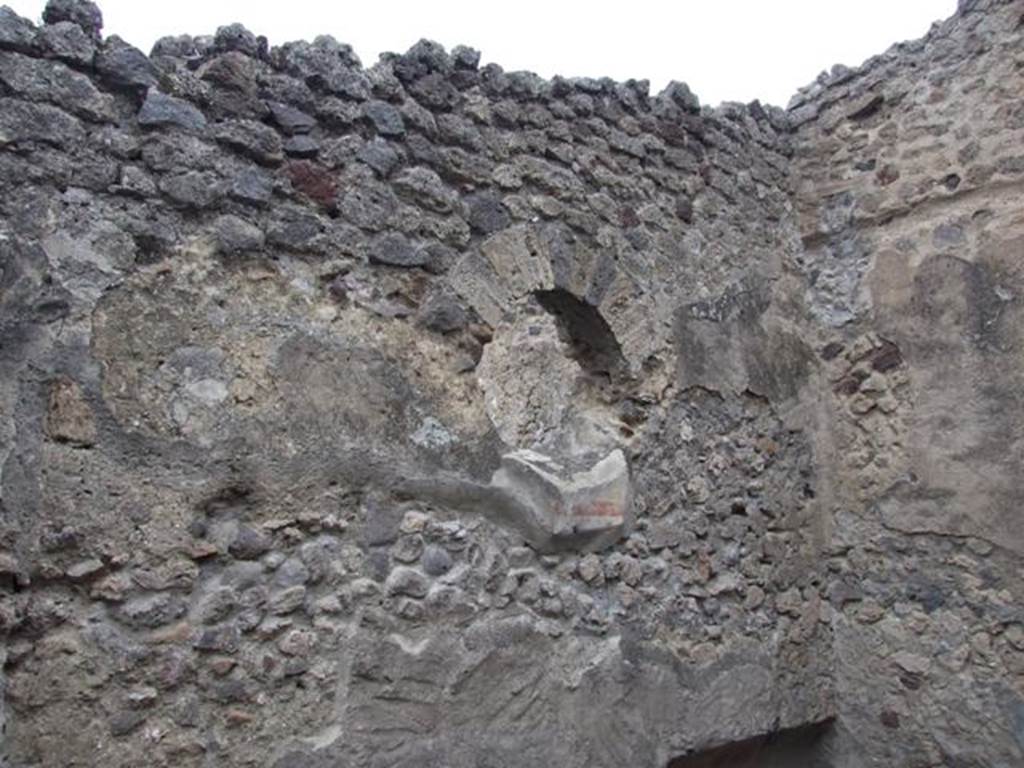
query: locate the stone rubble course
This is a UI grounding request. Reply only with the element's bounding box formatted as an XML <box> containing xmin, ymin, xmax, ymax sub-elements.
<box><xmin>0</xmin><ymin>0</ymin><xmax>1020</xmax><ymax>766</ymax></box>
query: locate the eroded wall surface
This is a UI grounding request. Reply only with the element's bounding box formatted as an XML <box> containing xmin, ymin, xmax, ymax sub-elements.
<box><xmin>790</xmin><ymin>0</ymin><xmax>1024</xmax><ymax>765</ymax></box>
<box><xmin>1</xmin><ymin>0</ymin><xmax>1021</xmax><ymax>766</ymax></box>
<box><xmin>0</xmin><ymin>2</ymin><xmax>834</xmax><ymax>766</ymax></box>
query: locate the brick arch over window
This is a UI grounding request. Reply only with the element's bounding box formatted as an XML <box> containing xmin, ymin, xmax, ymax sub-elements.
<box><xmin>447</xmin><ymin>222</ymin><xmax>664</xmax><ymax>377</ymax></box>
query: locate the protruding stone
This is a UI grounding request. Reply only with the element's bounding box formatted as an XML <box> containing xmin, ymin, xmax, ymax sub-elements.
<box><xmin>393</xmin><ymin>39</ymin><xmax>451</xmax><ymax>81</ymax></box>
<box><xmin>193</xmin><ymin>623</ymin><xmax>241</xmax><ymax>653</ymax></box>
<box><xmin>0</xmin><ymin>7</ymin><xmax>37</xmax><ymax>54</ymax></box>
<box><xmin>357</xmin><ymin>139</ymin><xmax>400</xmax><ymax>178</ymax></box>
<box><xmin>65</xmin><ymin>558</ymin><xmax>104</xmax><ymax>581</ymax></box>
<box><xmin>230</xmin><ymin>167</ymin><xmax>274</xmax><ymax>207</ymax></box>
<box><xmin>408</xmin><ymin>72</ymin><xmax>461</xmax><ymax>111</ymax></box>
<box><xmin>215</xmin><ymin>119</ymin><xmax>284</xmax><ymax>166</ymax></box>
<box><xmin>138</xmin><ymin>89</ymin><xmax>208</xmax><ymax>132</ymax></box>
<box><xmin>116</xmin><ymin>594</ymin><xmax>186</xmax><ymax>629</ymax></box>
<box><xmin>227</xmin><ymin>524</ymin><xmax>271</xmax><ymax>558</ymax></box>
<box><xmin>416</xmin><ymin>288</ymin><xmax>469</xmax><ymax>333</ymax></box>
<box><xmin>577</xmin><ymin>553</ymin><xmax>604</xmax><ymax>584</ymax></box>
<box><xmin>323</xmin><ymin>67</ymin><xmax>371</xmax><ymax>101</ymax></box>
<box><xmin>96</xmin><ymin>37</ymin><xmax>159</xmax><ymax>91</ymax></box>
<box><xmin>452</xmin><ymin>45</ymin><xmax>480</xmax><ymax>70</ymax></box>
<box><xmin>274</xmin><ymin>35</ymin><xmax>360</xmax><ymax>75</ymax></box>
<box><xmin>267</xmin><ymin>203</ymin><xmax>325</xmax><ymax>249</ymax></box>
<box><xmin>149</xmin><ymin>33</ymin><xmax>198</xmax><ymax>59</ymax></box>
<box><xmin>109</xmin><ymin>710</ymin><xmax>146</xmax><ymax>737</ymax></box>
<box><xmin>160</xmin><ymin>170</ymin><xmax>223</xmax><ymax>209</ymax></box>
<box><xmin>282</xmin><ymin>161</ymin><xmax>334</xmax><ymax>209</ymax></box>
<box><xmin>283</xmin><ymin>134</ymin><xmax>319</xmax><ymax>158</ymax></box>
<box><xmin>421</xmin><ymin>545</ymin><xmax>452</xmax><ymax>576</ymax></box>
<box><xmin>393</xmin><ymin>166</ymin><xmax>459</xmax><ymax>214</ymax></box>
<box><xmin>37</xmin><ymin>21</ymin><xmax>95</xmax><ymax>66</ymax></box>
<box><xmin>268</xmin><ymin>585</ymin><xmax>307</xmax><ymax>615</ymax></box>
<box><xmin>660</xmin><ymin>80</ymin><xmax>700</xmax><ymax>113</ymax></box>
<box><xmin>467</xmin><ymin>191</ymin><xmax>510</xmax><ymax>235</ymax></box>
<box><xmin>214</xmin><ymin>23</ymin><xmax>261</xmax><ymax>57</ymax></box>
<box><xmin>43</xmin><ymin>0</ymin><xmax>103</xmax><ymax>40</ymax></box>
<box><xmin>361</xmin><ymin>100</ymin><xmax>405</xmax><ymax>138</ymax></box>
<box><xmin>214</xmin><ymin>214</ymin><xmax>265</xmax><ymax>255</ymax></box>
<box><xmin>0</xmin><ymin>97</ymin><xmax>85</xmax><ymax>148</ymax></box>
<box><xmin>278</xmin><ymin>628</ymin><xmax>316</xmax><ymax>656</ymax></box>
<box><xmin>0</xmin><ymin>51</ymin><xmax>115</xmax><ymax>122</ymax></box>
<box><xmin>494</xmin><ymin>449</ymin><xmax>632</xmax><ymax>546</ymax></box>
<box><xmin>268</xmin><ymin>101</ymin><xmax>316</xmax><ymax>135</ymax></box>
<box><xmin>385</xmin><ymin>566</ymin><xmax>430</xmax><ymax>598</ymax></box>
<box><xmin>198</xmin><ymin>50</ymin><xmax>259</xmax><ymax>93</ymax></box>
<box><xmin>369</xmin><ymin>232</ymin><xmax>427</xmax><ymax>268</ymax></box>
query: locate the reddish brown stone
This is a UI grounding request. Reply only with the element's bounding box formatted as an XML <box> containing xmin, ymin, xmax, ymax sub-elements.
<box><xmin>286</xmin><ymin>160</ymin><xmax>337</xmax><ymax>209</ymax></box>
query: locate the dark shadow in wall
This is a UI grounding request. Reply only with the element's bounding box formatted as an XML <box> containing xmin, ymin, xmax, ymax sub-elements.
<box><xmin>534</xmin><ymin>288</ymin><xmax>626</xmax><ymax>379</ymax></box>
<box><xmin>666</xmin><ymin>719</ymin><xmax>835</xmax><ymax>768</ymax></box>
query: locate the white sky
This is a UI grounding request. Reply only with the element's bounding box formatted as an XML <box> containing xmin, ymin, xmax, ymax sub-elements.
<box><xmin>8</xmin><ymin>0</ymin><xmax>956</xmax><ymax>106</ymax></box>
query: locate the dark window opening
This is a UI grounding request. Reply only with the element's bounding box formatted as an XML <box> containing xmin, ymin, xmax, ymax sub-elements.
<box><xmin>534</xmin><ymin>289</ymin><xmax>626</xmax><ymax>380</ymax></box>
<box><xmin>666</xmin><ymin>720</ymin><xmax>835</xmax><ymax>768</ymax></box>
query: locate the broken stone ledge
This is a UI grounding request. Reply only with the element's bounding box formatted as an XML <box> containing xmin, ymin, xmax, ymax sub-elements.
<box><xmin>400</xmin><ymin>447</ymin><xmax>631</xmax><ymax>553</ymax></box>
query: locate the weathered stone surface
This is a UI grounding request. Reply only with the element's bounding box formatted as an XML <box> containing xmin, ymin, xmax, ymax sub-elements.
<box><xmin>267</xmin><ymin>101</ymin><xmax>317</xmax><ymax>134</ymax></box>
<box><xmin>65</xmin><ymin>558</ymin><xmax>104</xmax><ymax>581</ymax></box>
<box><xmin>0</xmin><ymin>53</ymin><xmax>115</xmax><ymax>122</ymax></box>
<box><xmin>227</xmin><ymin>524</ymin><xmax>271</xmax><ymax>559</ymax></box>
<box><xmin>786</xmin><ymin>3</ymin><xmax>1024</xmax><ymax>765</ymax></box>
<box><xmin>138</xmin><ymin>88</ymin><xmax>208</xmax><ymax>132</ymax></box>
<box><xmin>229</xmin><ymin>166</ymin><xmax>274</xmax><ymax>206</ymax></box>
<box><xmin>660</xmin><ymin>80</ymin><xmax>700</xmax><ymax>113</ymax></box>
<box><xmin>214</xmin><ymin>22</ymin><xmax>261</xmax><ymax>57</ymax></box>
<box><xmin>1</xmin><ymin>3</ymin><xmax>1019</xmax><ymax>767</ymax></box>
<box><xmin>356</xmin><ymin>138</ymin><xmax>400</xmax><ymax>178</ymax></box>
<box><xmin>213</xmin><ymin>214</ymin><xmax>265</xmax><ymax>255</ymax></box>
<box><xmin>384</xmin><ymin>566</ymin><xmax>429</xmax><ymax>598</ymax></box>
<box><xmin>416</xmin><ymin>287</ymin><xmax>469</xmax><ymax>333</ymax></box>
<box><xmin>95</xmin><ymin>36</ymin><xmax>158</xmax><ymax>90</ymax></box>
<box><xmin>43</xmin><ymin>0</ymin><xmax>104</xmax><ymax>39</ymax></box>
<box><xmin>368</xmin><ymin>231</ymin><xmax>425</xmax><ymax>268</ymax></box>
<box><xmin>215</xmin><ymin>119</ymin><xmax>284</xmax><ymax>165</ymax></box>
<box><xmin>420</xmin><ymin>544</ymin><xmax>452</xmax><ymax>575</ymax></box>
<box><xmin>285</xmin><ymin>160</ymin><xmax>336</xmax><ymax>208</ymax></box>
<box><xmin>393</xmin><ymin>166</ymin><xmax>459</xmax><ymax>213</ymax></box>
<box><xmin>0</xmin><ymin>96</ymin><xmax>84</xmax><ymax>146</ymax></box>
<box><xmin>361</xmin><ymin>99</ymin><xmax>405</xmax><ymax>137</ymax></box>
<box><xmin>159</xmin><ymin>169</ymin><xmax>223</xmax><ymax>207</ymax></box>
<box><xmin>0</xmin><ymin>7</ymin><xmax>37</xmax><ymax>53</ymax></box>
<box><xmin>37</xmin><ymin>20</ymin><xmax>95</xmax><ymax>66</ymax></box>
<box><xmin>44</xmin><ymin>376</ymin><xmax>96</xmax><ymax>446</ymax></box>
<box><xmin>283</xmin><ymin>134</ymin><xmax>319</xmax><ymax>158</ymax></box>
<box><xmin>466</xmin><ymin>190</ymin><xmax>510</xmax><ymax>234</ymax></box>
<box><xmin>494</xmin><ymin>448</ymin><xmax>632</xmax><ymax>547</ymax></box>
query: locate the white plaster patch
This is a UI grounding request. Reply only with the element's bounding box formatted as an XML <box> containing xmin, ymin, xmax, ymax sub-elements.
<box><xmin>476</xmin><ymin>313</ymin><xmax>582</xmax><ymax>449</ymax></box>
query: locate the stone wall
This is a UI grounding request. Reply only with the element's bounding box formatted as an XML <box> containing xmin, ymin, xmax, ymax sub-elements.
<box><xmin>790</xmin><ymin>0</ymin><xmax>1024</xmax><ymax>764</ymax></box>
<box><xmin>0</xmin><ymin>0</ymin><xmax>1019</xmax><ymax>766</ymax></box>
<box><xmin>0</xmin><ymin>2</ymin><xmax>834</xmax><ymax>766</ymax></box>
